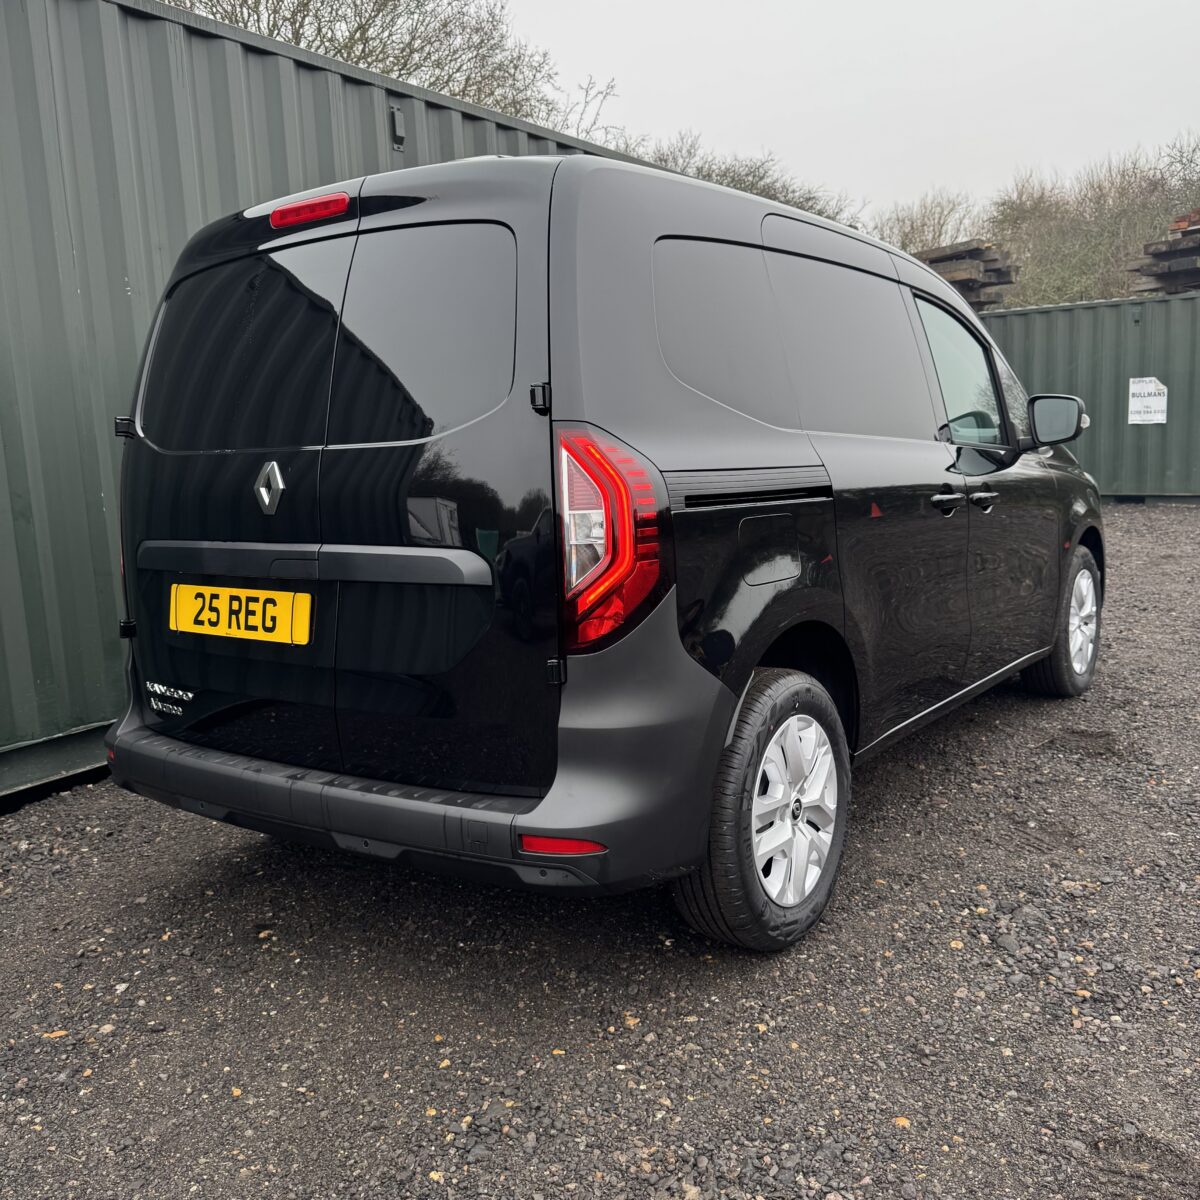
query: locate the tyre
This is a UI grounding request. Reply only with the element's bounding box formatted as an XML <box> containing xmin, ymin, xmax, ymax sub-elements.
<box><xmin>673</xmin><ymin>668</ymin><xmax>851</xmax><ymax>952</ymax></box>
<box><xmin>1022</xmin><ymin>545</ymin><xmax>1101</xmax><ymax>698</ymax></box>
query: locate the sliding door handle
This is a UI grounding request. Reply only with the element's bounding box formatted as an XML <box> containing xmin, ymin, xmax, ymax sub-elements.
<box><xmin>969</xmin><ymin>490</ymin><xmax>1000</xmax><ymax>511</ymax></box>
<box><xmin>930</xmin><ymin>491</ymin><xmax>966</xmax><ymax>514</ymax></box>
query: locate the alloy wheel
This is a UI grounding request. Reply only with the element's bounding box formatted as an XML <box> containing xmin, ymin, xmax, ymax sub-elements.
<box><xmin>751</xmin><ymin>714</ymin><xmax>838</xmax><ymax>907</ymax></box>
<box><xmin>1068</xmin><ymin>569</ymin><xmax>1098</xmax><ymax>675</ymax></box>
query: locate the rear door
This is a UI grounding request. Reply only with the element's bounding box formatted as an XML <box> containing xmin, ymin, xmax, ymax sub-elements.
<box><xmin>127</xmin><ymin>234</ymin><xmax>354</xmax><ymax>770</ymax></box>
<box><xmin>321</xmin><ymin>166</ymin><xmax>560</xmax><ymax>795</ymax></box>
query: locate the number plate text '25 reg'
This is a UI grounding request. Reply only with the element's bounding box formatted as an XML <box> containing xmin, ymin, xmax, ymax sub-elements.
<box><xmin>168</xmin><ymin>584</ymin><xmax>312</xmax><ymax>645</ymax></box>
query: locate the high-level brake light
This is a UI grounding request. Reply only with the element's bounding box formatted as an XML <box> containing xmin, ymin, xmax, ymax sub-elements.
<box><xmin>557</xmin><ymin>427</ymin><xmax>670</xmax><ymax>650</ymax></box>
<box><xmin>269</xmin><ymin>191</ymin><xmax>351</xmax><ymax>230</ymax></box>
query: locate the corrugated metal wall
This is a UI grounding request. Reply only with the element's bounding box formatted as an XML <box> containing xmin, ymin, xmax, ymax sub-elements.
<box><xmin>983</xmin><ymin>293</ymin><xmax>1200</xmax><ymax>496</ymax></box>
<box><xmin>0</xmin><ymin>0</ymin><xmax>634</xmax><ymax>774</ymax></box>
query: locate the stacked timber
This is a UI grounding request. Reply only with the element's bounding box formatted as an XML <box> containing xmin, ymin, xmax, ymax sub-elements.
<box><xmin>914</xmin><ymin>240</ymin><xmax>1017</xmax><ymax>311</ymax></box>
<box><xmin>1129</xmin><ymin>208</ymin><xmax>1200</xmax><ymax>295</ymax></box>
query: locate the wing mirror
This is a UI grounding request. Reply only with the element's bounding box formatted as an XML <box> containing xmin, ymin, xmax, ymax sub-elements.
<box><xmin>1027</xmin><ymin>394</ymin><xmax>1089</xmax><ymax>447</ymax></box>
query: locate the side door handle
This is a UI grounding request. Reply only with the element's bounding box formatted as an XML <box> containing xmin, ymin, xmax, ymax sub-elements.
<box><xmin>930</xmin><ymin>491</ymin><xmax>966</xmax><ymax>514</ymax></box>
<box><xmin>969</xmin><ymin>491</ymin><xmax>1000</xmax><ymax>511</ymax></box>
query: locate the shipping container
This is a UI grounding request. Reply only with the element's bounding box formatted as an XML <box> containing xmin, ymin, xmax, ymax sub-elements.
<box><xmin>984</xmin><ymin>293</ymin><xmax>1200</xmax><ymax>497</ymax></box>
<box><xmin>0</xmin><ymin>0</ymin><xmax>639</xmax><ymax>792</ymax></box>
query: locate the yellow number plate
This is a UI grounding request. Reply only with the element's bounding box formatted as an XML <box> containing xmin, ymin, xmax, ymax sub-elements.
<box><xmin>169</xmin><ymin>584</ymin><xmax>312</xmax><ymax>645</ymax></box>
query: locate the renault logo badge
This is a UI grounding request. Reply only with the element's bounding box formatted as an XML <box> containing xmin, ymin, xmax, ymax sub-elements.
<box><xmin>254</xmin><ymin>460</ymin><xmax>285</xmax><ymax>515</ymax></box>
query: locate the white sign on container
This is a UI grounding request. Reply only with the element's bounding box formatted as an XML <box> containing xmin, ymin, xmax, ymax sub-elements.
<box><xmin>1128</xmin><ymin>376</ymin><xmax>1168</xmax><ymax>424</ymax></box>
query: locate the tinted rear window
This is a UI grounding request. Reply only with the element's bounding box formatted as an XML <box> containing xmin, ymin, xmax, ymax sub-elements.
<box><xmin>326</xmin><ymin>223</ymin><xmax>517</xmax><ymax>444</ymax></box>
<box><xmin>139</xmin><ymin>238</ymin><xmax>352</xmax><ymax>451</ymax></box>
<box><xmin>652</xmin><ymin>238</ymin><xmax>799</xmax><ymax>429</ymax></box>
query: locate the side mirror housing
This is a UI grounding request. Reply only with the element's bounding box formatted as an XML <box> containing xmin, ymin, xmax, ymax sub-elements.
<box><xmin>1028</xmin><ymin>394</ymin><xmax>1089</xmax><ymax>447</ymax></box>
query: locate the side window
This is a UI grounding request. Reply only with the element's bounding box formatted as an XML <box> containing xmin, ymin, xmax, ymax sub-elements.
<box><xmin>996</xmin><ymin>357</ymin><xmax>1031</xmax><ymax>441</ymax></box>
<box><xmin>765</xmin><ymin>252</ymin><xmax>938</xmax><ymax>440</ymax></box>
<box><xmin>915</xmin><ymin>298</ymin><xmax>1006</xmax><ymax>446</ymax></box>
<box><xmin>652</xmin><ymin>238</ymin><xmax>798</xmax><ymax>429</ymax></box>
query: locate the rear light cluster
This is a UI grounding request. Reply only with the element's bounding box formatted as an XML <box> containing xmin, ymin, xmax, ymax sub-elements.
<box><xmin>557</xmin><ymin>426</ymin><xmax>672</xmax><ymax>651</ymax></box>
<box><xmin>269</xmin><ymin>191</ymin><xmax>351</xmax><ymax>230</ymax></box>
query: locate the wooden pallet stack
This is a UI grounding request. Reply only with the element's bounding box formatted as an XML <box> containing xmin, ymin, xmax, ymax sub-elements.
<box><xmin>1129</xmin><ymin>208</ymin><xmax>1200</xmax><ymax>295</ymax></box>
<box><xmin>914</xmin><ymin>240</ymin><xmax>1018</xmax><ymax>311</ymax></box>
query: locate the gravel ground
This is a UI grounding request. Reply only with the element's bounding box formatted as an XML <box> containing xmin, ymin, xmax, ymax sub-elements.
<box><xmin>2</xmin><ymin>503</ymin><xmax>1197</xmax><ymax>1200</ymax></box>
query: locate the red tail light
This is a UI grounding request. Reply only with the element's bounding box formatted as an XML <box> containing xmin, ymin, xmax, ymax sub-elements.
<box><xmin>557</xmin><ymin>426</ymin><xmax>671</xmax><ymax>650</ymax></box>
<box><xmin>269</xmin><ymin>191</ymin><xmax>351</xmax><ymax>230</ymax></box>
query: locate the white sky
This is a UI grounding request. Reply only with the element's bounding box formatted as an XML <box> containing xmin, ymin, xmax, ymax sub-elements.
<box><xmin>506</xmin><ymin>0</ymin><xmax>1196</xmax><ymax>213</ymax></box>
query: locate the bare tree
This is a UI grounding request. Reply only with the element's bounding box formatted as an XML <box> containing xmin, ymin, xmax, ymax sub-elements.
<box><xmin>987</xmin><ymin>133</ymin><xmax>1200</xmax><ymax>306</ymax></box>
<box><xmin>168</xmin><ymin>0</ymin><xmax>611</xmax><ymax>128</ymax></box>
<box><xmin>869</xmin><ymin>188</ymin><xmax>980</xmax><ymax>254</ymax></box>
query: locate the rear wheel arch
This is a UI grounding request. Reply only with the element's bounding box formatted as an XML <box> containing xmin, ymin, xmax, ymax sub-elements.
<box><xmin>755</xmin><ymin>621</ymin><xmax>860</xmax><ymax>752</ymax></box>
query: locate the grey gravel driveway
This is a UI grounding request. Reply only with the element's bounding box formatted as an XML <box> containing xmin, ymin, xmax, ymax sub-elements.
<box><xmin>2</xmin><ymin>503</ymin><xmax>1197</xmax><ymax>1199</ymax></box>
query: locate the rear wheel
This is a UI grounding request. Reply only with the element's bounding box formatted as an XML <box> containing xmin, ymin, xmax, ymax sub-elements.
<box><xmin>1022</xmin><ymin>545</ymin><xmax>1101</xmax><ymax>697</ymax></box>
<box><xmin>673</xmin><ymin>668</ymin><xmax>850</xmax><ymax>952</ymax></box>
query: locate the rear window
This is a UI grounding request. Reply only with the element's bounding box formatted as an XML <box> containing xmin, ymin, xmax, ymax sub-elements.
<box><xmin>326</xmin><ymin>223</ymin><xmax>517</xmax><ymax>444</ymax></box>
<box><xmin>652</xmin><ymin>237</ymin><xmax>799</xmax><ymax>429</ymax></box>
<box><xmin>139</xmin><ymin>238</ymin><xmax>352</xmax><ymax>452</ymax></box>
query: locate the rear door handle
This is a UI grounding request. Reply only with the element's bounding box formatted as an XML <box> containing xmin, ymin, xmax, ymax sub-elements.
<box><xmin>930</xmin><ymin>491</ymin><xmax>966</xmax><ymax>513</ymax></box>
<box><xmin>969</xmin><ymin>491</ymin><xmax>1000</xmax><ymax>510</ymax></box>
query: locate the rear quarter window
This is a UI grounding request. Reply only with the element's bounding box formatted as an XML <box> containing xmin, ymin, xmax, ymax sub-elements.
<box><xmin>652</xmin><ymin>237</ymin><xmax>799</xmax><ymax>429</ymax></box>
<box><xmin>139</xmin><ymin>238</ymin><xmax>352</xmax><ymax>452</ymax></box>
<box><xmin>326</xmin><ymin>222</ymin><xmax>517</xmax><ymax>444</ymax></box>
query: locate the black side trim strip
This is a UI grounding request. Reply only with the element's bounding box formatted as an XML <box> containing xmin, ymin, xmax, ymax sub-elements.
<box><xmin>665</xmin><ymin>466</ymin><xmax>832</xmax><ymax>511</ymax></box>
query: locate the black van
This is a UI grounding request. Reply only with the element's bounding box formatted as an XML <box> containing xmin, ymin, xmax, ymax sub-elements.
<box><xmin>107</xmin><ymin>156</ymin><xmax>1103</xmax><ymax>950</ymax></box>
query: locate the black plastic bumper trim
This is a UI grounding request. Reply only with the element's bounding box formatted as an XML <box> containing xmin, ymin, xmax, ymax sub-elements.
<box><xmin>107</xmin><ymin>727</ymin><xmax>598</xmax><ymax>887</ymax></box>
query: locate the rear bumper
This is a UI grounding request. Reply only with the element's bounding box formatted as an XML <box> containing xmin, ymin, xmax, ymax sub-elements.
<box><xmin>107</xmin><ymin>590</ymin><xmax>737</xmax><ymax>893</ymax></box>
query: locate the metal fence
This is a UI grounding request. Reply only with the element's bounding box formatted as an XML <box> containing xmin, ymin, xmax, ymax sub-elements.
<box><xmin>0</xmin><ymin>0</ymin><xmax>636</xmax><ymax>790</ymax></box>
<box><xmin>983</xmin><ymin>292</ymin><xmax>1200</xmax><ymax>497</ymax></box>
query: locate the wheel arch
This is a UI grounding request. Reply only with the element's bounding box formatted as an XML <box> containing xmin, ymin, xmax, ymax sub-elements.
<box><xmin>755</xmin><ymin>620</ymin><xmax>860</xmax><ymax>752</ymax></box>
<box><xmin>1078</xmin><ymin>525</ymin><xmax>1105</xmax><ymax>597</ymax></box>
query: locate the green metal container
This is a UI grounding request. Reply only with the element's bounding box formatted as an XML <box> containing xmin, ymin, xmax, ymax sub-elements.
<box><xmin>0</xmin><ymin>0</ymin><xmax>640</xmax><ymax>789</ymax></box>
<box><xmin>984</xmin><ymin>293</ymin><xmax>1200</xmax><ymax>496</ymax></box>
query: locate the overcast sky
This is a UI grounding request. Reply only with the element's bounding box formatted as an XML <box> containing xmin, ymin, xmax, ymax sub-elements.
<box><xmin>506</xmin><ymin>0</ymin><xmax>1195</xmax><ymax>213</ymax></box>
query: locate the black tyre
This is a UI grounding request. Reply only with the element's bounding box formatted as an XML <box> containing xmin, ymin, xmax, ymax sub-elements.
<box><xmin>673</xmin><ymin>668</ymin><xmax>851</xmax><ymax>952</ymax></box>
<box><xmin>1022</xmin><ymin>545</ymin><xmax>1101</xmax><ymax>698</ymax></box>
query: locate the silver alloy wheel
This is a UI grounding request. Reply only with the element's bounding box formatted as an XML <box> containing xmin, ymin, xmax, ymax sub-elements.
<box><xmin>1068</xmin><ymin>568</ymin><xmax>1098</xmax><ymax>675</ymax></box>
<box><xmin>752</xmin><ymin>714</ymin><xmax>838</xmax><ymax>907</ymax></box>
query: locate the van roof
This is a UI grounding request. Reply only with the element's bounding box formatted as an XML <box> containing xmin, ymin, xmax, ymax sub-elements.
<box><xmin>171</xmin><ymin>154</ymin><xmax>975</xmax><ymax>326</ymax></box>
